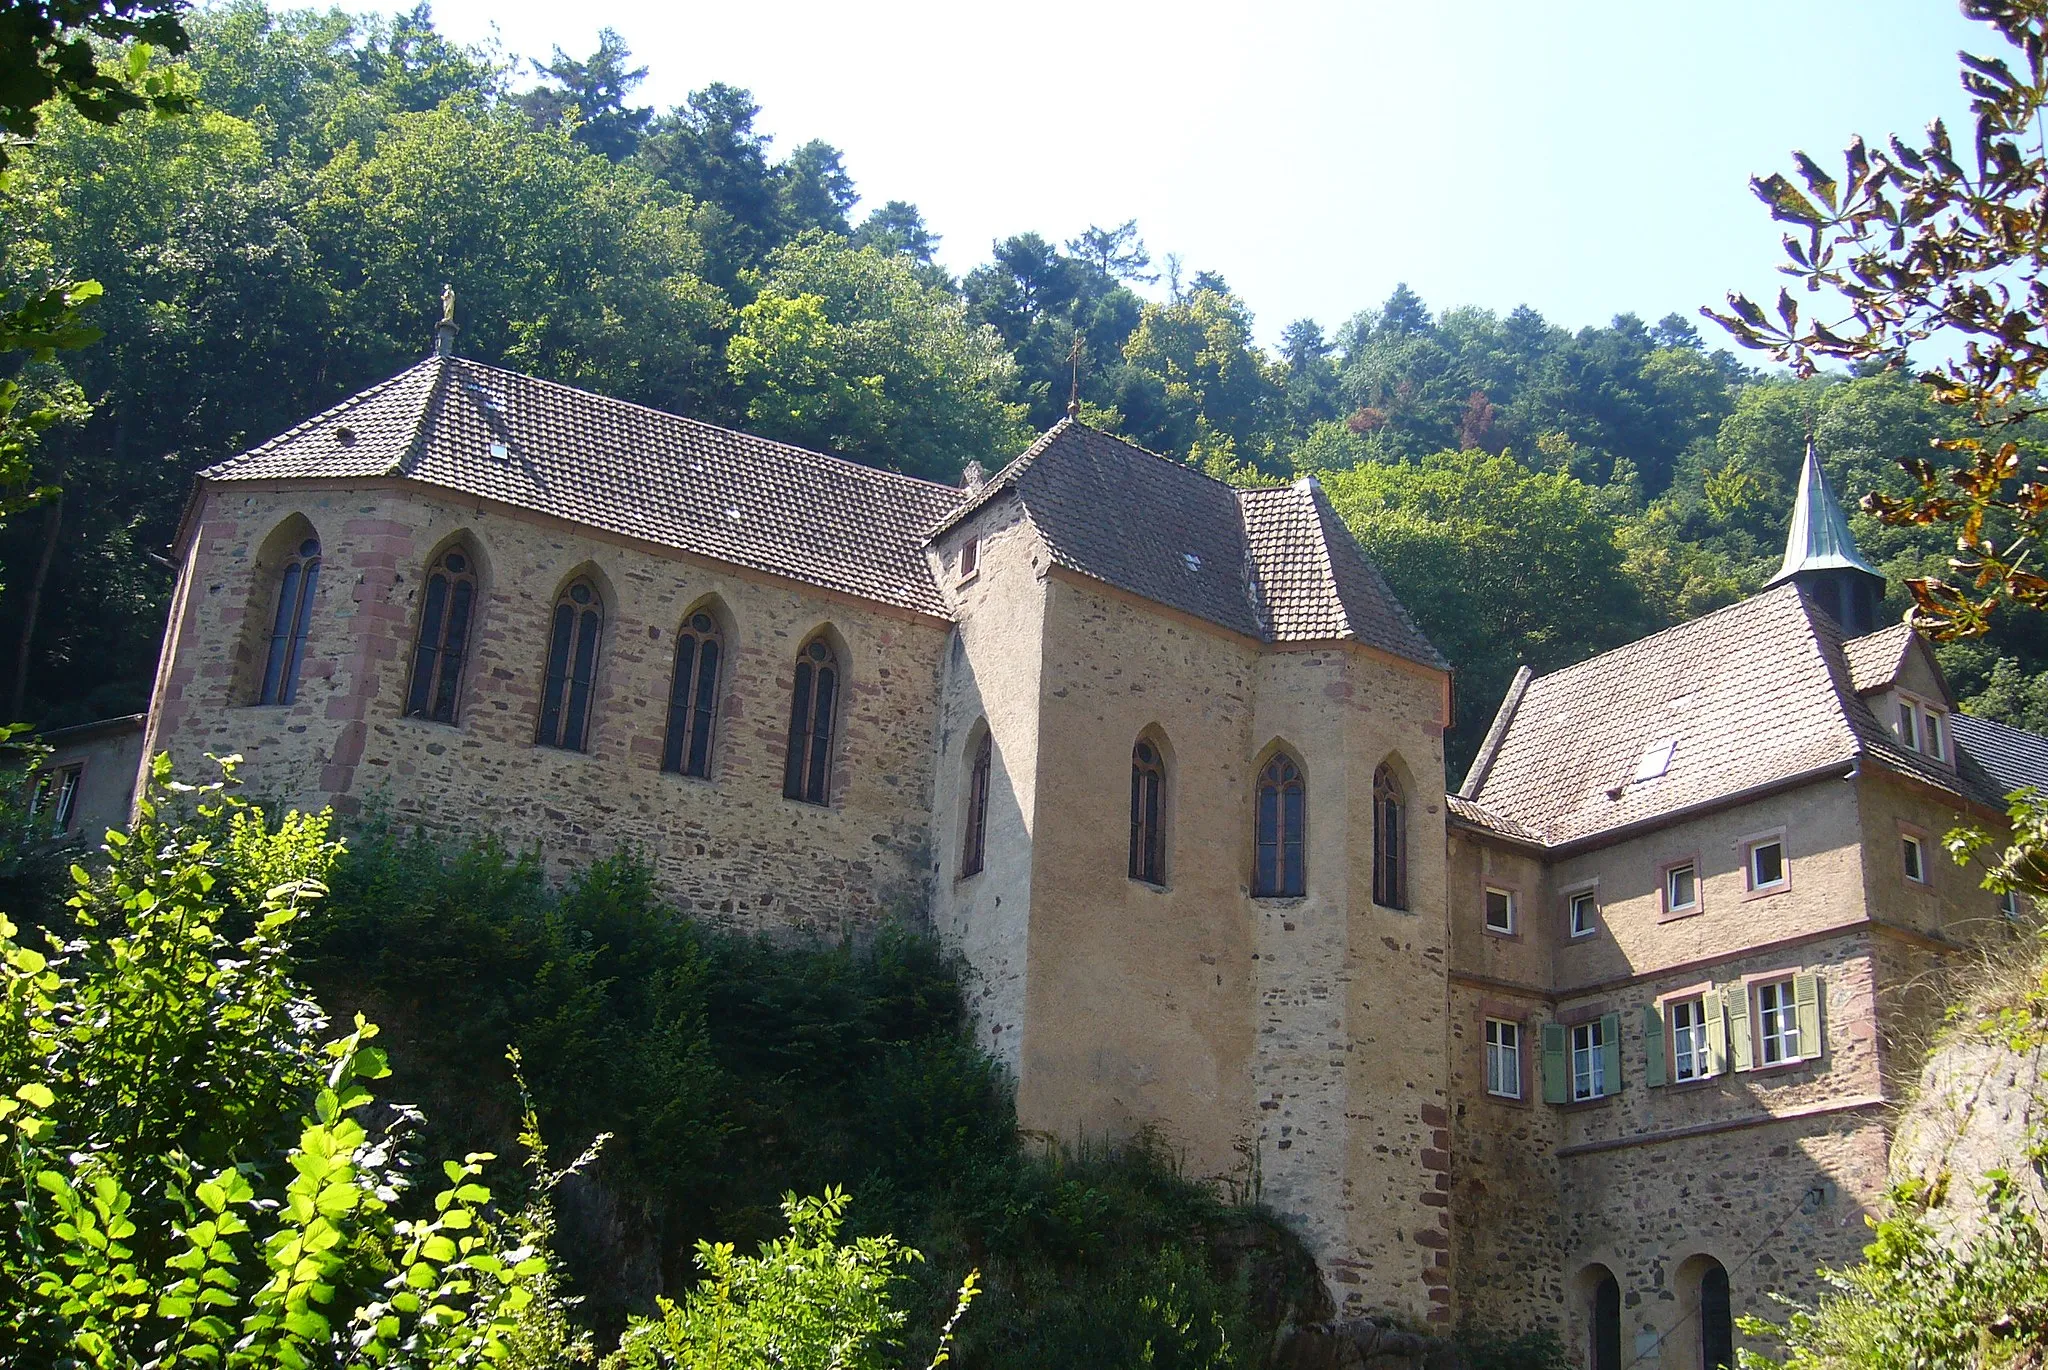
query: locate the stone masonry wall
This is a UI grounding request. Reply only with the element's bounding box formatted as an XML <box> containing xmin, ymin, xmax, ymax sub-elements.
<box><xmin>148</xmin><ymin>481</ymin><xmax>949</xmax><ymax>934</ymax></box>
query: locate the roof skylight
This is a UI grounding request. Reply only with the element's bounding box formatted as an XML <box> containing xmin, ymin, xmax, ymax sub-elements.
<box><xmin>1632</xmin><ymin>740</ymin><xmax>1677</xmax><ymax>783</ymax></box>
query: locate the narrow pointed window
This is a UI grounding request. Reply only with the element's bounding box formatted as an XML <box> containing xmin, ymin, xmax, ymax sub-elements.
<box><xmin>1254</xmin><ymin>751</ymin><xmax>1306</xmax><ymax>897</ymax></box>
<box><xmin>537</xmin><ymin>578</ymin><xmax>603</xmax><ymax>750</ymax></box>
<box><xmin>1373</xmin><ymin>764</ymin><xmax>1406</xmax><ymax>909</ymax></box>
<box><xmin>663</xmin><ymin>610</ymin><xmax>723</xmax><ymax>778</ymax></box>
<box><xmin>783</xmin><ymin>635</ymin><xmax>840</xmax><ymax>804</ymax></box>
<box><xmin>405</xmin><ymin>546</ymin><xmax>477</xmax><ymax>723</ymax></box>
<box><xmin>961</xmin><ymin>727</ymin><xmax>991</xmax><ymax>876</ymax></box>
<box><xmin>259</xmin><ymin>536</ymin><xmax>321</xmax><ymax>705</ymax></box>
<box><xmin>1130</xmin><ymin>739</ymin><xmax>1167</xmax><ymax>884</ymax></box>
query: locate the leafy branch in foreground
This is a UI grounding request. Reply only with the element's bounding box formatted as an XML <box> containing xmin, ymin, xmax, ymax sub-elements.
<box><xmin>1706</xmin><ymin>0</ymin><xmax>2048</xmax><ymax>639</ymax></box>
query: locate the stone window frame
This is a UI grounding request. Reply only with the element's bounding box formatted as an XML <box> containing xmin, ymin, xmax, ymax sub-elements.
<box><xmin>1482</xmin><ymin>1017</ymin><xmax>1525</xmax><ymax>1102</ymax></box>
<box><xmin>957</xmin><ymin>535</ymin><xmax>979</xmax><ymax>583</ymax></box>
<box><xmin>1476</xmin><ymin>997</ymin><xmax>1533</xmax><ymax>1108</ymax></box>
<box><xmin>1658</xmin><ymin>852</ymin><xmax>1704</xmax><ymax>923</ymax></box>
<box><xmin>534</xmin><ymin>571</ymin><xmax>607</xmax><ymax>754</ymax></box>
<box><xmin>1482</xmin><ymin>883</ymin><xmax>1520</xmax><ymax>939</ymax></box>
<box><xmin>401</xmin><ymin>534</ymin><xmax>485</xmax><ymax>729</ymax></box>
<box><xmin>1736</xmin><ymin>825</ymin><xmax>1790</xmax><ymax>901</ymax></box>
<box><xmin>247</xmin><ymin>516</ymin><xmax>324</xmax><ymax>709</ymax></box>
<box><xmin>1894</xmin><ymin>690</ymin><xmax>1951</xmax><ymax>765</ymax></box>
<box><xmin>1569</xmin><ymin>1017</ymin><xmax>1612</xmax><ymax>1102</ymax></box>
<box><xmin>660</xmin><ymin>596</ymin><xmax>732</xmax><ymax>783</ymax></box>
<box><xmin>782</xmin><ymin>627</ymin><xmax>849</xmax><ymax>808</ymax></box>
<box><xmin>1732</xmin><ymin>967</ymin><xmax>1824</xmax><ymax>1073</ymax></box>
<box><xmin>1129</xmin><ymin>729</ymin><xmax>1172</xmax><ymax>889</ymax></box>
<box><xmin>1250</xmin><ymin>743</ymin><xmax>1308</xmax><ymax>900</ymax></box>
<box><xmin>1561</xmin><ymin>878</ymin><xmax>1599</xmax><ymax>939</ymax></box>
<box><xmin>1897</xmin><ymin>819</ymin><xmax>1933</xmax><ymax>888</ymax></box>
<box><xmin>1652</xmin><ymin>978</ymin><xmax>1722</xmax><ymax>1087</ymax></box>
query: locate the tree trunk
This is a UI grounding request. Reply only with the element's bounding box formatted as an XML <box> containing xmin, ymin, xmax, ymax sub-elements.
<box><xmin>8</xmin><ymin>487</ymin><xmax>64</xmax><ymax>720</ymax></box>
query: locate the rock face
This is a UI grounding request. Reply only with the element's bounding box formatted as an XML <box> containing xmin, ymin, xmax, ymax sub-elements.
<box><xmin>1890</xmin><ymin>1022</ymin><xmax>2048</xmax><ymax>1242</ymax></box>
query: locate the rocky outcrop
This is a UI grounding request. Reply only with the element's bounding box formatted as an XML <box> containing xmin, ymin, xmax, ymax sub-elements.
<box><xmin>1891</xmin><ymin>1017</ymin><xmax>2048</xmax><ymax>1243</ymax></box>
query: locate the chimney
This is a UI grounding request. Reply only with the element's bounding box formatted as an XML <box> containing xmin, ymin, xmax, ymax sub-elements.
<box><xmin>961</xmin><ymin>460</ymin><xmax>987</xmax><ymax>493</ymax></box>
<box><xmin>434</xmin><ymin>283</ymin><xmax>459</xmax><ymax>358</ymax></box>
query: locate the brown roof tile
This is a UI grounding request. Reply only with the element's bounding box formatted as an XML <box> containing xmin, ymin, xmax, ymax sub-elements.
<box><xmin>1842</xmin><ymin>622</ymin><xmax>1914</xmax><ymax>693</ymax></box>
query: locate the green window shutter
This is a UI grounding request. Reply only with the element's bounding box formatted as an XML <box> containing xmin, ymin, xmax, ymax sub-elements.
<box><xmin>1729</xmin><ymin>985</ymin><xmax>1754</xmax><ymax>1072</ymax></box>
<box><xmin>1642</xmin><ymin>1003</ymin><xmax>1667</xmax><ymax>1087</ymax></box>
<box><xmin>1541</xmin><ymin>1024</ymin><xmax>1569</xmax><ymax>1104</ymax></box>
<box><xmin>1703</xmin><ymin>989</ymin><xmax>1728</xmax><ymax>1076</ymax></box>
<box><xmin>1794</xmin><ymin>972</ymin><xmax>1824</xmax><ymax>1061</ymax></box>
<box><xmin>1600</xmin><ymin>1011</ymin><xmax>1622</xmax><ymax>1095</ymax></box>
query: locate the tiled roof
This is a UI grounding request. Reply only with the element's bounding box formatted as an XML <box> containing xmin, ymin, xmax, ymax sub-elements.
<box><xmin>206</xmin><ymin>357</ymin><xmax>965</xmax><ymax>616</ymax></box>
<box><xmin>1842</xmin><ymin>622</ymin><xmax>1914</xmax><ymax>693</ymax></box>
<box><xmin>1952</xmin><ymin>712</ymin><xmax>2048</xmax><ymax>799</ymax></box>
<box><xmin>1445</xmin><ymin>795</ymin><xmax>1541</xmax><ymax>843</ymax></box>
<box><xmin>935</xmin><ymin>421</ymin><xmax>1444</xmax><ymax>666</ymax></box>
<box><xmin>208</xmin><ymin>361</ymin><xmax>1441</xmax><ymax>663</ymax></box>
<box><xmin>1453</xmin><ymin>584</ymin><xmax>2005</xmax><ymax>849</ymax></box>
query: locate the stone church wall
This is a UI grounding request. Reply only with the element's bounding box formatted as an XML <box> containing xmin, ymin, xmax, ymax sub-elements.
<box><xmin>146</xmin><ymin>481</ymin><xmax>948</xmax><ymax>935</ymax></box>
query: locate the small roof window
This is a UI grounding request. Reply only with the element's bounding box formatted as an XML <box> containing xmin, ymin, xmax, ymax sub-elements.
<box><xmin>1182</xmin><ymin>552</ymin><xmax>1202</xmax><ymax>572</ymax></box>
<box><xmin>487</xmin><ymin>441</ymin><xmax>509</xmax><ymax>461</ymax></box>
<box><xmin>1632</xmin><ymin>740</ymin><xmax>1677</xmax><ymax>783</ymax></box>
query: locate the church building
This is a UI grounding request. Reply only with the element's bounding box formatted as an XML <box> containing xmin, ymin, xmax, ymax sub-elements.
<box><xmin>136</xmin><ymin>345</ymin><xmax>2026</xmax><ymax>1364</ymax></box>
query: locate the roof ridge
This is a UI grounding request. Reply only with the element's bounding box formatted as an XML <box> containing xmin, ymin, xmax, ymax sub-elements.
<box><xmin>205</xmin><ymin>357</ymin><xmax>441</xmax><ymax>477</ymax></box>
<box><xmin>442</xmin><ymin>357</ymin><xmax>967</xmax><ymax>497</ymax></box>
<box><xmin>391</xmin><ymin>356</ymin><xmax>453</xmax><ymax>477</ymax></box>
<box><xmin>1461</xmin><ymin>664</ymin><xmax>1533</xmax><ymax>798</ymax></box>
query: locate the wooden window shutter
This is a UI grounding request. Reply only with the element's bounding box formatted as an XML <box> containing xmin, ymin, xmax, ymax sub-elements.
<box><xmin>1728</xmin><ymin>986</ymin><xmax>1754</xmax><ymax>1072</ymax></box>
<box><xmin>1703</xmin><ymin>989</ymin><xmax>1728</xmax><ymax>1076</ymax></box>
<box><xmin>1600</xmin><ymin>1012</ymin><xmax>1622</xmax><ymax>1094</ymax></box>
<box><xmin>1794</xmin><ymin>973</ymin><xmax>1824</xmax><ymax>1061</ymax></box>
<box><xmin>1642</xmin><ymin>1003</ymin><xmax>1666</xmax><ymax>1087</ymax></box>
<box><xmin>1541</xmin><ymin>1024</ymin><xmax>1569</xmax><ymax>1105</ymax></box>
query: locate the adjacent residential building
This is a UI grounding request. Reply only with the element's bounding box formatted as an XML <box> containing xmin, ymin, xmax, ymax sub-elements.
<box><xmin>131</xmin><ymin>346</ymin><xmax>2023</xmax><ymax>1360</ymax></box>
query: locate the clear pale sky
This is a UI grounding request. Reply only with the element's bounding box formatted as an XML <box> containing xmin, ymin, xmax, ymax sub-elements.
<box><xmin>345</xmin><ymin>0</ymin><xmax>1980</xmax><ymax>348</ymax></box>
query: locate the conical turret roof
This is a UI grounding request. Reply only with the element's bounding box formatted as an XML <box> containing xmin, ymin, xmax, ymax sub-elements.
<box><xmin>1765</xmin><ymin>442</ymin><xmax>1881</xmax><ymax>586</ymax></box>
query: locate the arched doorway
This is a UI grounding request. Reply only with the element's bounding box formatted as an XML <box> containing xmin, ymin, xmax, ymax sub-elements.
<box><xmin>1576</xmin><ymin>1264</ymin><xmax>1622</xmax><ymax>1370</ymax></box>
<box><xmin>1698</xmin><ymin>1261</ymin><xmax>1733</xmax><ymax>1370</ymax></box>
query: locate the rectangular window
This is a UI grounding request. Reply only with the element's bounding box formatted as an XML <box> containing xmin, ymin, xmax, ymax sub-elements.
<box><xmin>1569</xmin><ymin>890</ymin><xmax>1597</xmax><ymax>938</ymax></box>
<box><xmin>1902</xmin><ymin>833</ymin><xmax>1926</xmax><ymax>884</ymax></box>
<box><xmin>30</xmin><ymin>764</ymin><xmax>82</xmax><ymax>837</ymax></box>
<box><xmin>1484</xmin><ymin>886</ymin><xmax>1515</xmax><ymax>934</ymax></box>
<box><xmin>1484</xmin><ymin>1019</ymin><xmax>1522</xmax><ymax>1099</ymax></box>
<box><xmin>1755</xmin><ymin>978</ymin><xmax>1801</xmax><ymax>1065</ymax></box>
<box><xmin>2002</xmin><ymin>889</ymin><xmax>2021</xmax><ymax>922</ymax></box>
<box><xmin>1897</xmin><ymin>699</ymin><xmax>1919</xmax><ymax>751</ymax></box>
<box><xmin>1747</xmin><ymin>839</ymin><xmax>1786</xmax><ymax>891</ymax></box>
<box><xmin>959</xmin><ymin>537</ymin><xmax>978</xmax><ymax>578</ymax></box>
<box><xmin>1669</xmin><ymin>996</ymin><xmax>1709</xmax><ymax>1082</ymax></box>
<box><xmin>1924</xmin><ymin>708</ymin><xmax>1945</xmax><ymax>761</ymax></box>
<box><xmin>1665</xmin><ymin>861</ymin><xmax>1698</xmax><ymax>914</ymax></box>
<box><xmin>1571</xmin><ymin>1019</ymin><xmax>1607</xmax><ymax>1100</ymax></box>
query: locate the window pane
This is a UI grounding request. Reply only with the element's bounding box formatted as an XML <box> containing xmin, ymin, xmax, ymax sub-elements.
<box><xmin>1486</xmin><ymin>889</ymin><xmax>1512</xmax><ymax>931</ymax></box>
<box><xmin>664</xmin><ymin>637</ymin><xmax>699</xmax><ymax>773</ymax></box>
<box><xmin>687</xmin><ymin>638</ymin><xmax>719</xmax><ymax>777</ymax></box>
<box><xmin>1903</xmin><ymin>836</ymin><xmax>1923</xmax><ymax>882</ymax></box>
<box><xmin>1751</xmin><ymin>841</ymin><xmax>1784</xmax><ymax>888</ymax></box>
<box><xmin>1571</xmin><ymin>893</ymin><xmax>1595</xmax><ymax>935</ymax></box>
<box><xmin>434</xmin><ymin>578</ymin><xmax>473</xmax><ymax>722</ymax></box>
<box><xmin>1668</xmin><ymin>864</ymin><xmax>1696</xmax><ymax>909</ymax></box>
<box><xmin>806</xmin><ymin>664</ymin><xmax>837</xmax><ymax>801</ymax></box>
<box><xmin>409</xmin><ymin>572</ymin><xmax>449</xmax><ymax>718</ymax></box>
<box><xmin>1255</xmin><ymin>784</ymin><xmax>1279</xmax><ymax>895</ymax></box>
<box><xmin>562</xmin><ymin>607</ymin><xmax>600</xmax><ymax>750</ymax></box>
<box><xmin>784</xmin><ymin>661</ymin><xmax>814</xmax><ymax>798</ymax></box>
<box><xmin>538</xmin><ymin>602</ymin><xmax>575</xmax><ymax>745</ymax></box>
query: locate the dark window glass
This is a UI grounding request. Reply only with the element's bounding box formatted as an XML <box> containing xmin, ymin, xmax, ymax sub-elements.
<box><xmin>537</xmin><ymin>579</ymin><xmax>602</xmax><ymax>750</ymax></box>
<box><xmin>259</xmin><ymin>537</ymin><xmax>321</xmax><ymax>705</ymax></box>
<box><xmin>1373</xmin><ymin>764</ymin><xmax>1406</xmax><ymax>908</ymax></box>
<box><xmin>1254</xmin><ymin>751</ymin><xmax>1306</xmax><ymax>897</ymax></box>
<box><xmin>783</xmin><ymin>637</ymin><xmax>840</xmax><ymax>804</ymax></box>
<box><xmin>1699</xmin><ymin>1264</ymin><xmax>1733</xmax><ymax>1370</ymax></box>
<box><xmin>663</xmin><ymin>611</ymin><xmax>723</xmax><ymax>778</ymax></box>
<box><xmin>406</xmin><ymin>547</ymin><xmax>477</xmax><ymax>723</ymax></box>
<box><xmin>962</xmin><ymin>728</ymin><xmax>992</xmax><ymax>876</ymax></box>
<box><xmin>1130</xmin><ymin>739</ymin><xmax>1167</xmax><ymax>884</ymax></box>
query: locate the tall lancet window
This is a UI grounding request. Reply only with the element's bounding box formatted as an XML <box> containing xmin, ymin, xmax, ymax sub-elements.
<box><xmin>1130</xmin><ymin>738</ymin><xmax>1167</xmax><ymax>884</ymax></box>
<box><xmin>406</xmin><ymin>545</ymin><xmax>477</xmax><ymax>723</ymax></box>
<box><xmin>1373</xmin><ymin>763</ymin><xmax>1406</xmax><ymax>909</ymax></box>
<box><xmin>783</xmin><ymin>635</ymin><xmax>840</xmax><ymax>804</ymax></box>
<box><xmin>961</xmin><ymin>727</ymin><xmax>991</xmax><ymax>876</ymax></box>
<box><xmin>537</xmin><ymin>579</ymin><xmax>603</xmax><ymax>750</ymax></box>
<box><xmin>663</xmin><ymin>611</ymin><xmax>723</xmax><ymax>778</ymax></box>
<box><xmin>1254</xmin><ymin>750</ymin><xmax>1307</xmax><ymax>898</ymax></box>
<box><xmin>259</xmin><ymin>536</ymin><xmax>321</xmax><ymax>705</ymax></box>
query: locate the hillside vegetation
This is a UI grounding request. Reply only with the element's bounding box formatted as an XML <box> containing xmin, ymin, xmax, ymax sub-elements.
<box><xmin>6</xmin><ymin>2</ymin><xmax>2048</xmax><ymax>771</ymax></box>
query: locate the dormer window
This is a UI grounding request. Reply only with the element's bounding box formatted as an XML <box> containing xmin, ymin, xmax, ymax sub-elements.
<box><xmin>1894</xmin><ymin>694</ymin><xmax>1949</xmax><ymax>763</ymax></box>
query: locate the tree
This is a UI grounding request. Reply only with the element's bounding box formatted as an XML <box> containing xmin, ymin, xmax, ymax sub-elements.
<box><xmin>0</xmin><ymin>0</ymin><xmax>191</xmax><ymax>167</ymax></box>
<box><xmin>1119</xmin><ymin>285</ymin><xmax>1282</xmax><ymax>467</ymax></box>
<box><xmin>727</xmin><ymin>232</ymin><xmax>1030</xmax><ymax>480</ymax></box>
<box><xmin>854</xmin><ymin>200</ymin><xmax>940</xmax><ymax>263</ymax></box>
<box><xmin>1065</xmin><ymin>219</ymin><xmax>1155</xmax><ymax>284</ymax></box>
<box><xmin>516</xmin><ymin>28</ymin><xmax>652</xmax><ymax>162</ymax></box>
<box><xmin>1706</xmin><ymin>0</ymin><xmax>2048</xmax><ymax>641</ymax></box>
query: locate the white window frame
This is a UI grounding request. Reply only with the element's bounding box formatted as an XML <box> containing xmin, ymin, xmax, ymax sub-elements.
<box><xmin>1746</xmin><ymin>837</ymin><xmax>1787</xmax><ymax>892</ymax></box>
<box><xmin>1484</xmin><ymin>1018</ymin><xmax>1522</xmax><ymax>1099</ymax></box>
<box><xmin>1754</xmin><ymin>978</ymin><xmax>1801</xmax><ymax>1066</ymax></box>
<box><xmin>1895</xmin><ymin>693</ymin><xmax>1950</xmax><ymax>762</ymax></box>
<box><xmin>1902</xmin><ymin>832</ymin><xmax>1927</xmax><ymax>885</ymax></box>
<box><xmin>30</xmin><ymin>763</ymin><xmax>83</xmax><ymax>837</ymax></box>
<box><xmin>1669</xmin><ymin>995</ymin><xmax>1710</xmax><ymax>1082</ymax></box>
<box><xmin>1571</xmin><ymin>1019</ymin><xmax>1607</xmax><ymax>1101</ymax></box>
<box><xmin>1483</xmin><ymin>886</ymin><xmax>1516</xmax><ymax>935</ymax></box>
<box><xmin>1664</xmin><ymin>860</ymin><xmax>1699</xmax><ymax>914</ymax></box>
<box><xmin>2002</xmin><ymin>889</ymin><xmax>2022</xmax><ymax>922</ymax></box>
<box><xmin>1568</xmin><ymin>889</ymin><xmax>1597</xmax><ymax>938</ymax></box>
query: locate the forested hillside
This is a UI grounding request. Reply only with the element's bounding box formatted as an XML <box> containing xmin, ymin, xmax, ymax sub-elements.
<box><xmin>6</xmin><ymin>1</ymin><xmax>2045</xmax><ymax>768</ymax></box>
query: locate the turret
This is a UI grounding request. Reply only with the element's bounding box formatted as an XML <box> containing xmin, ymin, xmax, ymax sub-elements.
<box><xmin>1766</xmin><ymin>442</ymin><xmax>1887</xmax><ymax>634</ymax></box>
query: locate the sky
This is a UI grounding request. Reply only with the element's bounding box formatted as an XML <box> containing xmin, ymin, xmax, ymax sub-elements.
<box><xmin>346</xmin><ymin>0</ymin><xmax>1981</xmax><ymax>349</ymax></box>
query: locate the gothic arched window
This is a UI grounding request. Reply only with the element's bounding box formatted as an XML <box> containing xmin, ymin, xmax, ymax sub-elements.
<box><xmin>1130</xmin><ymin>738</ymin><xmax>1167</xmax><ymax>884</ymax></box>
<box><xmin>961</xmin><ymin>726</ymin><xmax>991</xmax><ymax>876</ymax></box>
<box><xmin>663</xmin><ymin>610</ymin><xmax>723</xmax><ymax>778</ymax></box>
<box><xmin>405</xmin><ymin>545</ymin><xmax>477</xmax><ymax>723</ymax></box>
<box><xmin>1254</xmin><ymin>750</ymin><xmax>1306</xmax><ymax>898</ymax></box>
<box><xmin>783</xmin><ymin>635</ymin><xmax>840</xmax><ymax>804</ymax></box>
<box><xmin>259</xmin><ymin>535</ymin><xmax>321</xmax><ymax>705</ymax></box>
<box><xmin>1373</xmin><ymin>763</ymin><xmax>1406</xmax><ymax>909</ymax></box>
<box><xmin>537</xmin><ymin>578</ymin><xmax>602</xmax><ymax>751</ymax></box>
